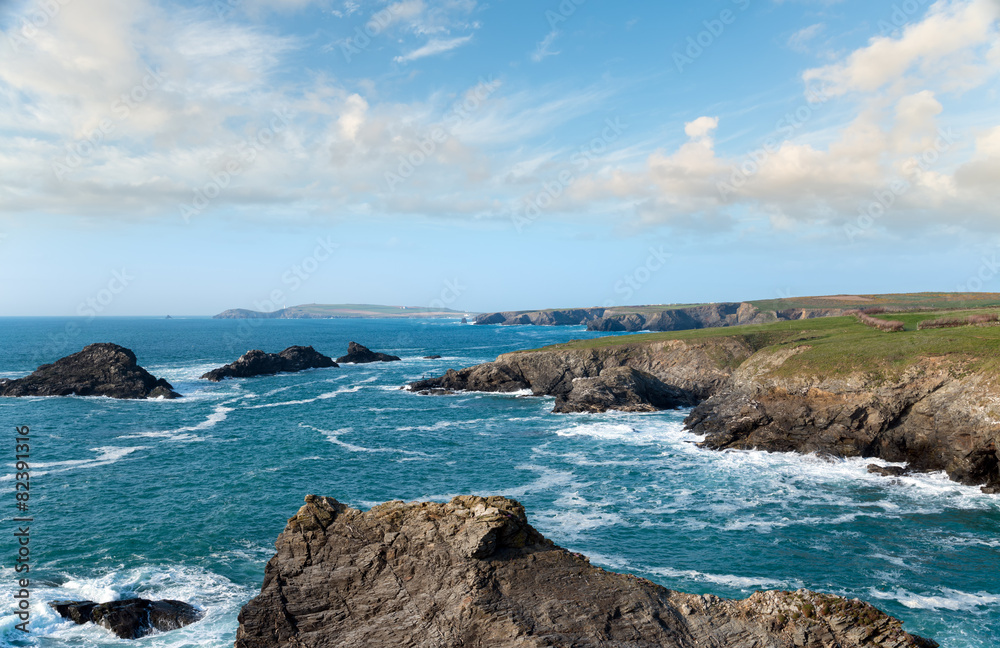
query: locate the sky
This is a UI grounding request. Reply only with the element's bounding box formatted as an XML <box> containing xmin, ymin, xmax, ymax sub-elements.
<box><xmin>1</xmin><ymin>0</ymin><xmax>999</xmax><ymax>316</ymax></box>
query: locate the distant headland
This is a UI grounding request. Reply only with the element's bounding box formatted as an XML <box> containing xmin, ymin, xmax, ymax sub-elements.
<box><xmin>213</xmin><ymin>303</ymin><xmax>471</xmax><ymax>319</ymax></box>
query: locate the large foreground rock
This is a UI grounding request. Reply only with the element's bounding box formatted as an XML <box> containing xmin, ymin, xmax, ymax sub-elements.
<box><xmin>0</xmin><ymin>343</ymin><xmax>179</xmax><ymax>399</ymax></box>
<box><xmin>235</xmin><ymin>495</ymin><xmax>936</xmax><ymax>648</ymax></box>
<box><xmin>202</xmin><ymin>346</ymin><xmax>337</xmax><ymax>381</ymax></box>
<box><xmin>49</xmin><ymin>598</ymin><xmax>201</xmax><ymax>639</ymax></box>
<box><xmin>336</xmin><ymin>341</ymin><xmax>400</xmax><ymax>364</ymax></box>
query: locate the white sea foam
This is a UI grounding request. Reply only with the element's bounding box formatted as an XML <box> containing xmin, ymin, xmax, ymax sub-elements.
<box><xmin>299</xmin><ymin>424</ymin><xmax>427</xmax><ymax>456</ymax></box>
<box><xmin>867</xmin><ymin>587</ymin><xmax>1000</xmax><ymax>611</ymax></box>
<box><xmin>1</xmin><ymin>446</ymin><xmax>148</xmax><ymax>481</ymax></box>
<box><xmin>244</xmin><ymin>385</ymin><xmax>363</xmax><ymax>409</ymax></box>
<box><xmin>119</xmin><ymin>403</ymin><xmax>233</xmax><ymax>442</ymax></box>
<box><xmin>646</xmin><ymin>565</ymin><xmax>798</xmax><ymax>591</ymax></box>
<box><xmin>0</xmin><ymin>563</ymin><xmax>252</xmax><ymax>646</ymax></box>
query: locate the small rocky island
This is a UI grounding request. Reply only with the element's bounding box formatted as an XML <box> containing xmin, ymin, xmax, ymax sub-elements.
<box><xmin>235</xmin><ymin>494</ymin><xmax>936</xmax><ymax>648</ymax></box>
<box><xmin>336</xmin><ymin>341</ymin><xmax>401</xmax><ymax>364</ymax></box>
<box><xmin>49</xmin><ymin>598</ymin><xmax>201</xmax><ymax>639</ymax></box>
<box><xmin>0</xmin><ymin>343</ymin><xmax>179</xmax><ymax>399</ymax></box>
<box><xmin>201</xmin><ymin>346</ymin><xmax>337</xmax><ymax>381</ymax></box>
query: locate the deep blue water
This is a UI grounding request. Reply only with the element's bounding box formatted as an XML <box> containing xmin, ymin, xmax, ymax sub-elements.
<box><xmin>0</xmin><ymin>317</ymin><xmax>998</xmax><ymax>647</ymax></box>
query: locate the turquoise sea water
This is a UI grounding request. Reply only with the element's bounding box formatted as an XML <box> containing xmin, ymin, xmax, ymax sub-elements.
<box><xmin>0</xmin><ymin>317</ymin><xmax>998</xmax><ymax>647</ymax></box>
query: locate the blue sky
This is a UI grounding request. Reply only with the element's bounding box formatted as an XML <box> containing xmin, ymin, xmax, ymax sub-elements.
<box><xmin>1</xmin><ymin>0</ymin><xmax>999</xmax><ymax>315</ymax></box>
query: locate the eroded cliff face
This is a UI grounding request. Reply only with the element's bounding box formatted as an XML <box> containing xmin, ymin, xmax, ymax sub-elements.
<box><xmin>408</xmin><ymin>337</ymin><xmax>756</xmax><ymax>412</ymax></box>
<box><xmin>409</xmin><ymin>337</ymin><xmax>1000</xmax><ymax>490</ymax></box>
<box><xmin>234</xmin><ymin>495</ymin><xmax>937</xmax><ymax>648</ymax></box>
<box><xmin>686</xmin><ymin>348</ymin><xmax>1000</xmax><ymax>490</ymax></box>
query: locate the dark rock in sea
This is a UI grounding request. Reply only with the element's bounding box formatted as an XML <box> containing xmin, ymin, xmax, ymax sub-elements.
<box><xmin>336</xmin><ymin>341</ymin><xmax>400</xmax><ymax>364</ymax></box>
<box><xmin>165</xmin><ymin>315</ymin><xmax>173</xmax><ymax>319</ymax></box>
<box><xmin>460</xmin><ymin>317</ymin><xmax>468</xmax><ymax>324</ymax></box>
<box><xmin>868</xmin><ymin>464</ymin><xmax>912</xmax><ymax>478</ymax></box>
<box><xmin>553</xmin><ymin>366</ymin><xmax>692</xmax><ymax>413</ymax></box>
<box><xmin>423</xmin><ymin>355</ymin><xmax>442</xmax><ymax>359</ymax></box>
<box><xmin>235</xmin><ymin>494</ymin><xmax>937</xmax><ymax>648</ymax></box>
<box><xmin>49</xmin><ymin>598</ymin><xmax>202</xmax><ymax>639</ymax></box>
<box><xmin>201</xmin><ymin>346</ymin><xmax>337</xmax><ymax>382</ymax></box>
<box><xmin>0</xmin><ymin>344</ymin><xmax>179</xmax><ymax>399</ymax></box>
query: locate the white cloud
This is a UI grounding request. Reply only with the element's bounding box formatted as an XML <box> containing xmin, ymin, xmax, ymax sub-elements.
<box><xmin>394</xmin><ymin>35</ymin><xmax>473</xmax><ymax>63</ymax></box>
<box><xmin>531</xmin><ymin>30</ymin><xmax>560</xmax><ymax>62</ymax></box>
<box><xmin>804</xmin><ymin>0</ymin><xmax>1000</xmax><ymax>96</ymax></box>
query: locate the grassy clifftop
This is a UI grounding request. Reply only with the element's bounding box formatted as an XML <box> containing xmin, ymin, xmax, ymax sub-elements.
<box><xmin>538</xmin><ymin>307</ymin><xmax>1000</xmax><ymax>379</ymax></box>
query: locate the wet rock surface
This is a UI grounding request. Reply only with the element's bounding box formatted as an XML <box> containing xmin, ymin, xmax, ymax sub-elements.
<box><xmin>49</xmin><ymin>598</ymin><xmax>201</xmax><ymax>639</ymax></box>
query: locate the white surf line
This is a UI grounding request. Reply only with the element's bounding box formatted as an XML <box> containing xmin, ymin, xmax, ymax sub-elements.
<box><xmin>299</xmin><ymin>423</ymin><xmax>429</xmax><ymax>456</ymax></box>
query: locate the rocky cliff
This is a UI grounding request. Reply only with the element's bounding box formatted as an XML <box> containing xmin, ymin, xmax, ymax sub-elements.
<box><xmin>473</xmin><ymin>303</ymin><xmax>845</xmax><ymax>333</ymax></box>
<box><xmin>409</xmin><ymin>326</ymin><xmax>1000</xmax><ymax>491</ymax></box>
<box><xmin>685</xmin><ymin>348</ymin><xmax>1000</xmax><ymax>491</ymax></box>
<box><xmin>409</xmin><ymin>336</ymin><xmax>756</xmax><ymax>413</ymax></box>
<box><xmin>234</xmin><ymin>494</ymin><xmax>936</xmax><ymax>648</ymax></box>
<box><xmin>0</xmin><ymin>343</ymin><xmax>179</xmax><ymax>399</ymax></box>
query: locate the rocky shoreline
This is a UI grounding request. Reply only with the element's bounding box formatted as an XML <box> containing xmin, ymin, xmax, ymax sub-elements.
<box><xmin>235</xmin><ymin>494</ymin><xmax>937</xmax><ymax>648</ymax></box>
<box><xmin>409</xmin><ymin>334</ymin><xmax>1000</xmax><ymax>491</ymax></box>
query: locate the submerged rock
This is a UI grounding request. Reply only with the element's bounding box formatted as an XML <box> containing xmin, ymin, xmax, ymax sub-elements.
<box><xmin>0</xmin><ymin>343</ymin><xmax>179</xmax><ymax>399</ymax></box>
<box><xmin>336</xmin><ymin>341</ymin><xmax>400</xmax><ymax>364</ymax></box>
<box><xmin>423</xmin><ymin>354</ymin><xmax>443</xmax><ymax>359</ymax></box>
<box><xmin>201</xmin><ymin>346</ymin><xmax>337</xmax><ymax>381</ymax></box>
<box><xmin>49</xmin><ymin>598</ymin><xmax>201</xmax><ymax>639</ymax></box>
<box><xmin>235</xmin><ymin>494</ymin><xmax>937</xmax><ymax>648</ymax></box>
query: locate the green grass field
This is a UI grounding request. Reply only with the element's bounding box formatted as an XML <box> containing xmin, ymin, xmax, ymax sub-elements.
<box><xmin>536</xmin><ymin>307</ymin><xmax>1000</xmax><ymax>380</ymax></box>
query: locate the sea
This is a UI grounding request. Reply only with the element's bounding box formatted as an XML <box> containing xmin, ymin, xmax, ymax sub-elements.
<box><xmin>0</xmin><ymin>317</ymin><xmax>997</xmax><ymax>648</ymax></box>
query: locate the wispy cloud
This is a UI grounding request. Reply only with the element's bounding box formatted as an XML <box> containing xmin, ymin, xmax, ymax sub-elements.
<box><xmin>787</xmin><ymin>23</ymin><xmax>824</xmax><ymax>53</ymax></box>
<box><xmin>394</xmin><ymin>35</ymin><xmax>473</xmax><ymax>63</ymax></box>
<box><xmin>531</xmin><ymin>29</ymin><xmax>560</xmax><ymax>62</ymax></box>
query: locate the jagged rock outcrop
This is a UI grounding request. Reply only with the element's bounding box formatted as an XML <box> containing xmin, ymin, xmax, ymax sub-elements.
<box><xmin>201</xmin><ymin>346</ymin><xmax>337</xmax><ymax>381</ymax></box>
<box><xmin>235</xmin><ymin>495</ymin><xmax>936</xmax><ymax>648</ymax></box>
<box><xmin>0</xmin><ymin>344</ymin><xmax>179</xmax><ymax>399</ymax></box>
<box><xmin>49</xmin><ymin>598</ymin><xmax>201</xmax><ymax>639</ymax></box>
<box><xmin>685</xmin><ymin>349</ymin><xmax>1000</xmax><ymax>492</ymax></box>
<box><xmin>553</xmin><ymin>366</ymin><xmax>692</xmax><ymax>413</ymax></box>
<box><xmin>409</xmin><ymin>337</ymin><xmax>754</xmax><ymax>413</ymax></box>
<box><xmin>336</xmin><ymin>341</ymin><xmax>401</xmax><ymax>364</ymax></box>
